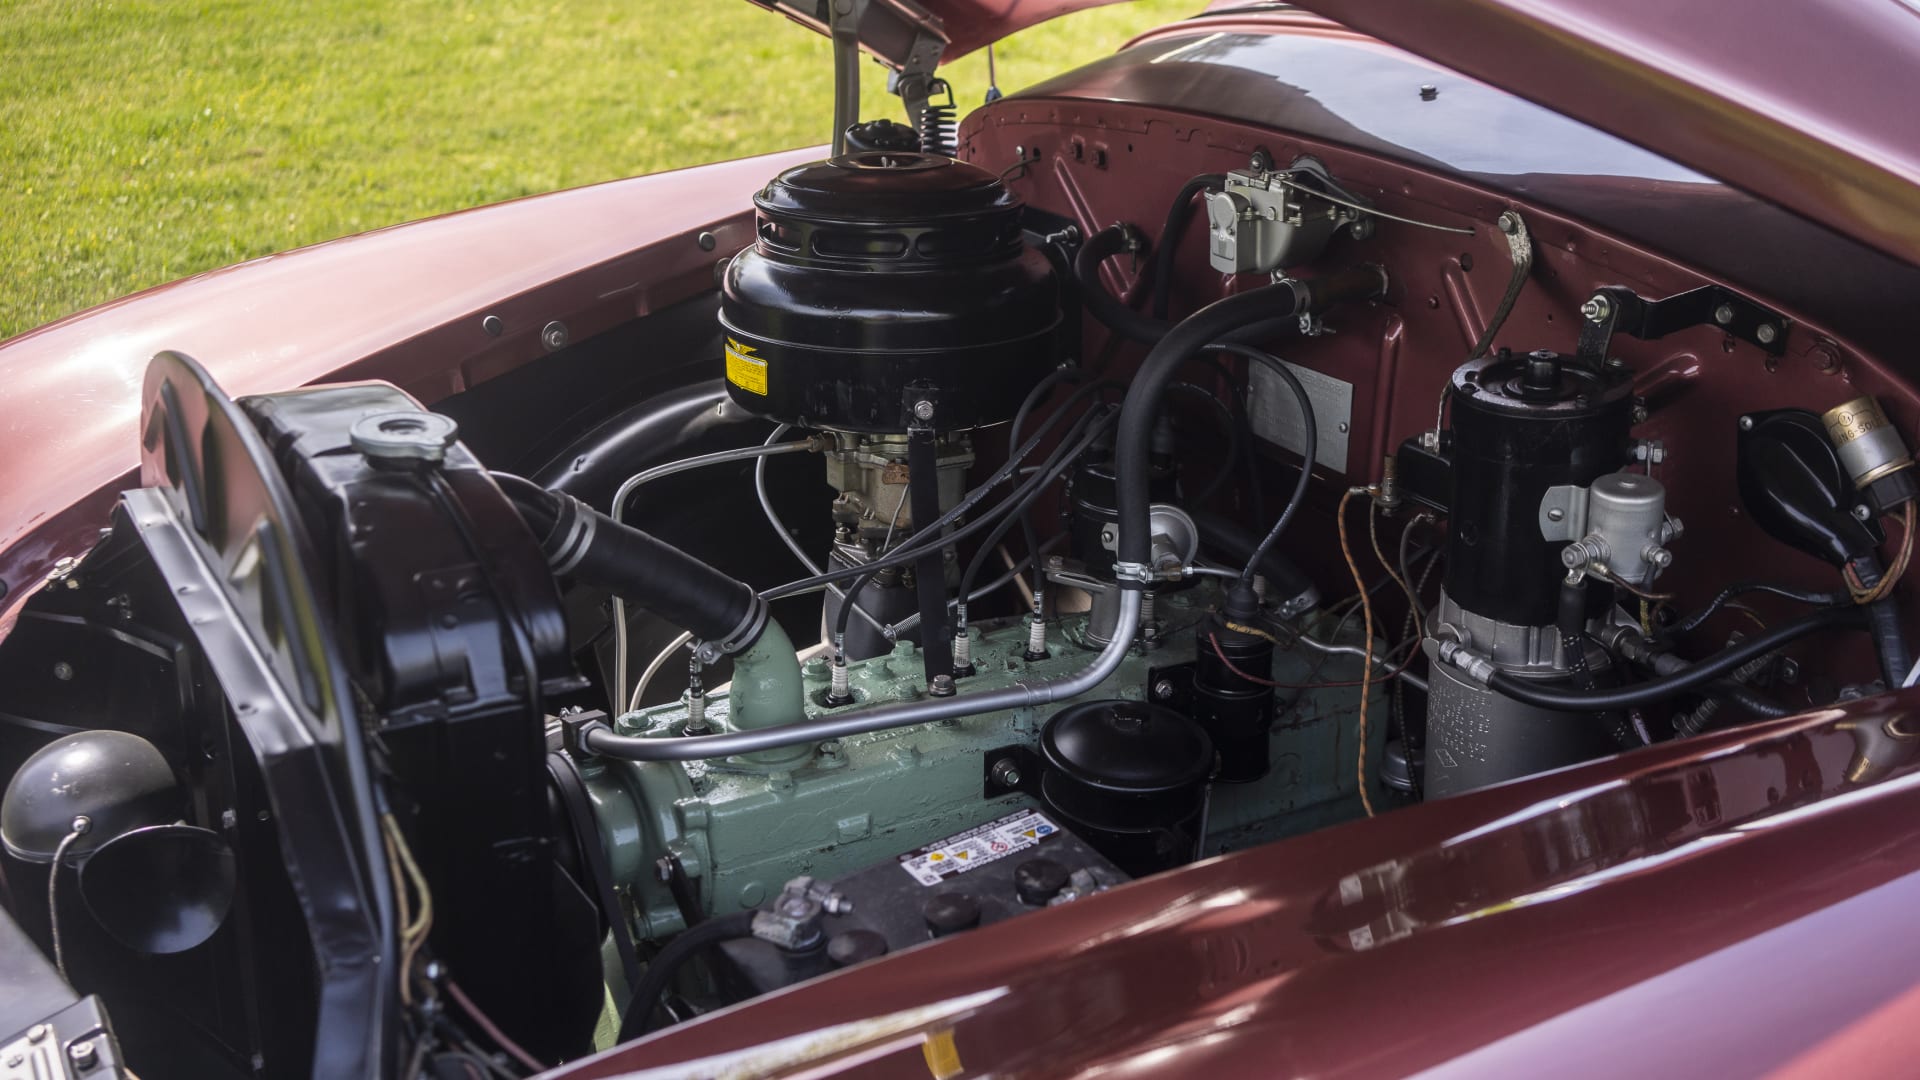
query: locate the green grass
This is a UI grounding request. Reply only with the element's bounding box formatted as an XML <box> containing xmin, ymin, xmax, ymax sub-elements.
<box><xmin>0</xmin><ymin>0</ymin><xmax>1195</xmax><ymax>340</ymax></box>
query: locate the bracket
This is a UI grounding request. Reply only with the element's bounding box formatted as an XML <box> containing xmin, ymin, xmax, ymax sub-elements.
<box><xmin>1576</xmin><ymin>283</ymin><xmax>1789</xmax><ymax>367</ymax></box>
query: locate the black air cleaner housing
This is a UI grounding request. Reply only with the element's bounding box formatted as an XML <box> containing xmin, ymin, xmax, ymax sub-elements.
<box><xmin>719</xmin><ymin>152</ymin><xmax>1059</xmax><ymax>433</ymax></box>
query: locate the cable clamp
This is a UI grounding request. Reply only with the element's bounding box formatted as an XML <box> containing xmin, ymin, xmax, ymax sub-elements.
<box><xmin>546</xmin><ymin>493</ymin><xmax>598</xmax><ymax>577</ymax></box>
<box><xmin>697</xmin><ymin>592</ymin><xmax>771</xmax><ymax>663</ymax></box>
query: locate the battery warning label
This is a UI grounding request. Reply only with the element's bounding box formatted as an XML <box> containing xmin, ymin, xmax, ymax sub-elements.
<box><xmin>724</xmin><ymin>338</ymin><xmax>768</xmax><ymax>396</ymax></box>
<box><xmin>898</xmin><ymin>809</ymin><xmax>1059</xmax><ymax>887</ymax></box>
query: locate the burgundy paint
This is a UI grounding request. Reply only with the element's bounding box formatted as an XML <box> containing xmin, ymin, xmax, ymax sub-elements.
<box><xmin>0</xmin><ymin>147</ymin><xmax>821</xmax><ymax>642</ymax></box>
<box><xmin>1278</xmin><ymin>0</ymin><xmax>1920</xmax><ymax>268</ymax></box>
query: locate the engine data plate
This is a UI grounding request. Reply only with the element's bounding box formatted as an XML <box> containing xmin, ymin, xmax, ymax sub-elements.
<box><xmin>1249</xmin><ymin>359</ymin><xmax>1353</xmax><ymax>474</ymax></box>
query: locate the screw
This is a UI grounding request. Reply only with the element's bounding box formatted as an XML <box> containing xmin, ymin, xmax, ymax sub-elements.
<box><xmin>1419</xmin><ymin>84</ymin><xmax>1438</xmax><ymax>100</ymax></box>
<box><xmin>1853</xmin><ymin>504</ymin><xmax>1873</xmax><ymax>521</ymax></box>
<box><xmin>51</xmin><ymin>661</ymin><xmax>73</xmax><ymax>681</ymax></box>
<box><xmin>913</xmin><ymin>399</ymin><xmax>935</xmax><ymax>421</ymax></box>
<box><xmin>1580</xmin><ymin>295</ymin><xmax>1612</xmax><ymax>324</ymax></box>
<box><xmin>1153</xmin><ymin>679</ymin><xmax>1176</xmax><ymax>700</ymax></box>
<box><xmin>69</xmin><ymin>1041</ymin><xmax>97</xmax><ymax>1069</ymax></box>
<box><xmin>991</xmin><ymin>758</ymin><xmax>1023</xmax><ymax>787</ymax></box>
<box><xmin>541</xmin><ymin>321</ymin><xmax>569</xmax><ymax>350</ymax></box>
<box><xmin>1739</xmin><ymin>415</ymin><xmax>1755</xmax><ymax>431</ymax></box>
<box><xmin>481</xmin><ymin>314</ymin><xmax>503</xmax><ymax>336</ymax></box>
<box><xmin>1337</xmin><ymin>421</ymin><xmax>1350</xmax><ymax>434</ymax></box>
<box><xmin>1713</xmin><ymin>303</ymin><xmax>1735</xmax><ymax>326</ymax></box>
<box><xmin>1547</xmin><ymin>507</ymin><xmax>1565</xmax><ymax>522</ymax></box>
<box><xmin>27</xmin><ymin>1025</ymin><xmax>48</xmax><ymax>1044</ymax></box>
<box><xmin>697</xmin><ymin>230</ymin><xmax>716</xmax><ymax>251</ymax></box>
<box><xmin>1756</xmin><ymin>323</ymin><xmax>1779</xmax><ymax>345</ymax></box>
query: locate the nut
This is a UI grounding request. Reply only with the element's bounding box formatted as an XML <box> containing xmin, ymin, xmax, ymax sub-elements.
<box><xmin>912</xmin><ymin>399</ymin><xmax>936</xmax><ymax>421</ymax></box>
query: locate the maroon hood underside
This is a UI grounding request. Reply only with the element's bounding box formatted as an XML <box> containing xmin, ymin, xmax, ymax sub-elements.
<box><xmin>820</xmin><ymin>0</ymin><xmax>1920</xmax><ymax>269</ymax></box>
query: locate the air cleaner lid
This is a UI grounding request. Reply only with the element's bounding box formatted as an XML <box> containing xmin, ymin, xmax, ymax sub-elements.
<box><xmin>755</xmin><ymin>152</ymin><xmax>1020</xmax><ymax>226</ymax></box>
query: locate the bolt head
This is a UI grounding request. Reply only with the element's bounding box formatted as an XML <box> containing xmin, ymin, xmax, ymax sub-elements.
<box><xmin>1714</xmin><ymin>303</ymin><xmax>1735</xmax><ymax>325</ymax></box>
<box><xmin>1756</xmin><ymin>323</ymin><xmax>1779</xmax><ymax>345</ymax></box>
<box><xmin>51</xmin><ymin>661</ymin><xmax>73</xmax><ymax>681</ymax></box>
<box><xmin>912</xmin><ymin>399</ymin><xmax>935</xmax><ymax>421</ymax></box>
<box><xmin>1580</xmin><ymin>296</ymin><xmax>1611</xmax><ymax>323</ymax></box>
<box><xmin>1419</xmin><ymin>84</ymin><xmax>1438</xmax><ymax>100</ymax></box>
<box><xmin>68</xmin><ymin>1041</ymin><xmax>97</xmax><ymax>1069</ymax></box>
<box><xmin>1631</xmin><ymin>406</ymin><xmax>1650</xmax><ymax>424</ymax></box>
<box><xmin>27</xmin><ymin>1025</ymin><xmax>49</xmax><ymax>1044</ymax></box>
<box><xmin>1497</xmin><ymin>211</ymin><xmax>1518</xmax><ymax>234</ymax></box>
<box><xmin>481</xmin><ymin>314</ymin><xmax>504</xmax><ymax>337</ymax></box>
<box><xmin>1561</xmin><ymin>545</ymin><xmax>1585</xmax><ymax>568</ymax></box>
<box><xmin>1739</xmin><ymin>415</ymin><xmax>1755</xmax><ymax>431</ymax></box>
<box><xmin>541</xmin><ymin>321</ymin><xmax>569</xmax><ymax>350</ymax></box>
<box><xmin>697</xmin><ymin>230</ymin><xmax>717</xmax><ymax>252</ymax></box>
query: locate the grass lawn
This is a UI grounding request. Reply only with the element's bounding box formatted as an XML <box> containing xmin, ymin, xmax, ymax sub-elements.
<box><xmin>0</xmin><ymin>0</ymin><xmax>1196</xmax><ymax>340</ymax></box>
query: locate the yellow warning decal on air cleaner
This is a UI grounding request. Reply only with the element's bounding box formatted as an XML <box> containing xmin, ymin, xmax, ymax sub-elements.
<box><xmin>725</xmin><ymin>338</ymin><xmax>768</xmax><ymax>396</ymax></box>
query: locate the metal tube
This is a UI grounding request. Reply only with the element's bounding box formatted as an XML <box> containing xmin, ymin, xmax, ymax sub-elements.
<box><xmin>583</xmin><ymin>591</ymin><xmax>1143</xmax><ymax>761</ymax></box>
<box><xmin>829</xmin><ymin>1</ymin><xmax>862</xmax><ymax>156</ymax></box>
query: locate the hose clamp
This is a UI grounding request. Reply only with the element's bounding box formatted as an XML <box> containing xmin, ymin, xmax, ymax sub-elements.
<box><xmin>546</xmin><ymin>493</ymin><xmax>598</xmax><ymax>577</ymax></box>
<box><xmin>695</xmin><ymin>591</ymin><xmax>771</xmax><ymax>663</ymax></box>
<box><xmin>1111</xmin><ymin>560</ymin><xmax>1156</xmax><ymax>586</ymax></box>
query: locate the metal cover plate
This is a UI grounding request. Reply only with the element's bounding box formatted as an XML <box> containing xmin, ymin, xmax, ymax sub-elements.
<box><xmin>1248</xmin><ymin>360</ymin><xmax>1353</xmax><ymax>474</ymax></box>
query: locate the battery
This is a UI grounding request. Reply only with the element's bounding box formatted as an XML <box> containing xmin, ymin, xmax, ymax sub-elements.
<box><xmin>717</xmin><ymin>802</ymin><xmax>1127</xmax><ymax>997</ymax></box>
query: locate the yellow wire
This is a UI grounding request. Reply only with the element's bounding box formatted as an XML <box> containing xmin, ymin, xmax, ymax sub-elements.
<box><xmin>381</xmin><ymin>813</ymin><xmax>434</xmax><ymax>1006</ymax></box>
<box><xmin>1339</xmin><ymin>489</ymin><xmax>1376</xmax><ymax>818</ymax></box>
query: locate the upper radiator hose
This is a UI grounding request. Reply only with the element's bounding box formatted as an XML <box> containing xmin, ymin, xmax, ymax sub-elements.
<box><xmin>492</xmin><ymin>473</ymin><xmax>767</xmax><ymax>656</ymax></box>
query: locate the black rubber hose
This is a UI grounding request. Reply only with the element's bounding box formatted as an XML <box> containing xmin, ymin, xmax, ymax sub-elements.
<box><xmin>616</xmin><ymin>910</ymin><xmax>756</xmax><ymax>1041</ymax></box>
<box><xmin>1486</xmin><ymin>606</ymin><xmax>1863</xmax><ymax>711</ymax></box>
<box><xmin>1203</xmin><ymin>342</ymin><xmax>1315</xmax><ymax>584</ymax></box>
<box><xmin>1112</xmin><ymin>267</ymin><xmax>1387</xmax><ymax>579</ymax></box>
<box><xmin>1114</xmin><ymin>284</ymin><xmax>1300</xmax><ymax>574</ymax></box>
<box><xmin>494</xmin><ymin>474</ymin><xmax>762</xmax><ymax>647</ymax></box>
<box><xmin>1672</xmin><ymin>580</ymin><xmax>1848</xmax><ymax>637</ymax></box>
<box><xmin>1702</xmin><ymin>679</ymin><xmax>1797</xmax><ymax>721</ymax></box>
<box><xmin>1074</xmin><ymin>225</ymin><xmax>1172</xmax><ymax>345</ymax></box>
<box><xmin>1151</xmin><ymin>173</ymin><xmax>1227</xmax><ymax>319</ymax></box>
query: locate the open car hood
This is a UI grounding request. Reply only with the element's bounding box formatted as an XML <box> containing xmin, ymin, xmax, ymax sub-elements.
<box><xmin>744</xmin><ymin>0</ymin><xmax>1132</xmax><ymax>65</ymax></box>
<box><xmin>758</xmin><ymin>0</ymin><xmax>1920</xmax><ymax>268</ymax></box>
